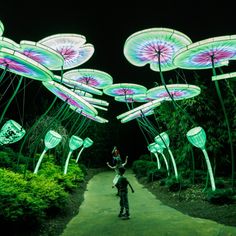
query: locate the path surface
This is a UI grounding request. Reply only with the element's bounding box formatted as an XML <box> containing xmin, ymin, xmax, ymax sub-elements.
<box><xmin>61</xmin><ymin>169</ymin><xmax>236</xmax><ymax>236</ymax></box>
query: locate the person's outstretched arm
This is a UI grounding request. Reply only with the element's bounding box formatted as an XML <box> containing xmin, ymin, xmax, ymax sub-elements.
<box><xmin>107</xmin><ymin>162</ymin><xmax>115</xmax><ymax>169</ymax></box>
<box><xmin>123</xmin><ymin>156</ymin><xmax>128</xmax><ymax>166</ymax></box>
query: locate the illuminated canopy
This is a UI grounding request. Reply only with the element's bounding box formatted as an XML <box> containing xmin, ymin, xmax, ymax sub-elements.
<box><xmin>42</xmin><ymin>80</ymin><xmax>98</xmax><ymax>115</ymax></box>
<box><xmin>64</xmin><ymin>68</ymin><xmax>113</xmax><ymax>89</ymax></box>
<box><xmin>53</xmin><ymin>75</ymin><xmax>103</xmax><ymax>96</ymax></box>
<box><xmin>39</xmin><ymin>33</ymin><xmax>94</xmax><ymax>70</ymax></box>
<box><xmin>0</xmin><ymin>47</ymin><xmax>53</xmax><ymax>81</ymax></box>
<box><xmin>117</xmin><ymin>98</ymin><xmax>163</xmax><ymax>120</ymax></box>
<box><xmin>19</xmin><ymin>40</ymin><xmax>64</xmax><ymax>70</ymax></box>
<box><xmin>172</xmin><ymin>36</ymin><xmax>236</xmax><ymax>70</ymax></box>
<box><xmin>120</xmin><ymin>109</ymin><xmax>154</xmax><ymax>123</ymax></box>
<box><xmin>103</xmin><ymin>83</ymin><xmax>147</xmax><ymax>97</ymax></box>
<box><xmin>123</xmin><ymin>27</ymin><xmax>192</xmax><ymax>72</ymax></box>
<box><xmin>147</xmin><ymin>84</ymin><xmax>201</xmax><ymax>101</ymax></box>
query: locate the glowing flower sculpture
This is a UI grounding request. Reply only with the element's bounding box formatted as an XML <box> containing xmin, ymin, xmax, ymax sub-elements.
<box><xmin>75</xmin><ymin>137</ymin><xmax>93</xmax><ymax>163</ymax></box>
<box><xmin>147</xmin><ymin>84</ymin><xmax>201</xmax><ymax>101</ymax></box>
<box><xmin>187</xmin><ymin>126</ymin><xmax>216</xmax><ymax>191</ymax></box>
<box><xmin>0</xmin><ymin>120</ymin><xmax>25</xmax><ymax>145</ymax></box>
<box><xmin>147</xmin><ymin>142</ymin><xmax>170</xmax><ymax>176</ymax></box>
<box><xmin>155</xmin><ymin>131</ymin><xmax>178</xmax><ymax>180</ymax></box>
<box><xmin>173</xmin><ymin>35</ymin><xmax>236</xmax><ymax>187</ymax></box>
<box><xmin>148</xmin><ymin>142</ymin><xmax>161</xmax><ymax>169</ymax></box>
<box><xmin>104</xmin><ymin>83</ymin><xmax>147</xmax><ymax>97</ymax></box>
<box><xmin>53</xmin><ymin>75</ymin><xmax>103</xmax><ymax>96</ymax></box>
<box><xmin>64</xmin><ymin>68</ymin><xmax>113</xmax><ymax>89</ymax></box>
<box><xmin>64</xmin><ymin>135</ymin><xmax>83</xmax><ymax>174</ymax></box>
<box><xmin>19</xmin><ymin>40</ymin><xmax>64</xmax><ymax>70</ymax></box>
<box><xmin>34</xmin><ymin>130</ymin><xmax>62</xmax><ymax>174</ymax></box>
<box><xmin>123</xmin><ymin>27</ymin><xmax>194</xmax><ymax>122</ymax></box>
<box><xmin>39</xmin><ymin>33</ymin><xmax>94</xmax><ymax>70</ymax></box>
<box><xmin>124</xmin><ymin>28</ymin><xmax>192</xmax><ymax>72</ymax></box>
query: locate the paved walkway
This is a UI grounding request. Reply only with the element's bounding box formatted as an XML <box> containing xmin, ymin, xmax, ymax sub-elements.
<box><xmin>61</xmin><ymin>169</ymin><xmax>236</xmax><ymax>236</ymax></box>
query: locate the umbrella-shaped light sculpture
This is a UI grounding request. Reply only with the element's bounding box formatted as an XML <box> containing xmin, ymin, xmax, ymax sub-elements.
<box><xmin>123</xmin><ymin>27</ymin><xmax>192</xmax><ymax>110</ymax></box>
<box><xmin>155</xmin><ymin>131</ymin><xmax>178</xmax><ymax>180</ymax></box>
<box><xmin>104</xmin><ymin>83</ymin><xmax>148</xmax><ymax>112</ymax></box>
<box><xmin>186</xmin><ymin>126</ymin><xmax>216</xmax><ymax>191</ymax></box>
<box><xmin>53</xmin><ymin>75</ymin><xmax>103</xmax><ymax>96</ymax></box>
<box><xmin>63</xmin><ymin>68</ymin><xmax>113</xmax><ymax>89</ymax></box>
<box><xmin>147</xmin><ymin>84</ymin><xmax>201</xmax><ymax>101</ymax></box>
<box><xmin>19</xmin><ymin>40</ymin><xmax>64</xmax><ymax>70</ymax></box>
<box><xmin>75</xmin><ymin>137</ymin><xmax>93</xmax><ymax>163</ymax></box>
<box><xmin>64</xmin><ymin>135</ymin><xmax>83</xmax><ymax>174</ymax></box>
<box><xmin>39</xmin><ymin>33</ymin><xmax>94</xmax><ymax>71</ymax></box>
<box><xmin>0</xmin><ymin>120</ymin><xmax>25</xmax><ymax>145</ymax></box>
<box><xmin>34</xmin><ymin>130</ymin><xmax>62</xmax><ymax>174</ymax></box>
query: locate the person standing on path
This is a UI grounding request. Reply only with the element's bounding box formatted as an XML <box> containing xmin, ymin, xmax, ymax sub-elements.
<box><xmin>106</xmin><ymin>155</ymin><xmax>128</xmax><ymax>195</ymax></box>
<box><xmin>115</xmin><ymin>166</ymin><xmax>134</xmax><ymax>219</ymax></box>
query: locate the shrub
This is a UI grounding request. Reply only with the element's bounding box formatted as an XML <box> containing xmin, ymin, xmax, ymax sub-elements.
<box><xmin>206</xmin><ymin>189</ymin><xmax>234</xmax><ymax>205</ymax></box>
<box><xmin>132</xmin><ymin>160</ymin><xmax>157</xmax><ymax>178</ymax></box>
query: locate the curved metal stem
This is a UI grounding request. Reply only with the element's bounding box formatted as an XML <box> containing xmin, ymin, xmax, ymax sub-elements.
<box><xmin>211</xmin><ymin>57</ymin><xmax>234</xmax><ymax>189</ymax></box>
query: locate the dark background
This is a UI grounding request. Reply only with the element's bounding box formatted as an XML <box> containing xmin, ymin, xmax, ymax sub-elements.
<box><xmin>0</xmin><ymin>3</ymin><xmax>236</xmax><ymax>163</ymax></box>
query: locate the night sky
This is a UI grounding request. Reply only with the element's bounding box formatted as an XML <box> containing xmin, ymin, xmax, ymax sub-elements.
<box><xmin>1</xmin><ymin>4</ymin><xmax>236</xmax><ymax>162</ymax></box>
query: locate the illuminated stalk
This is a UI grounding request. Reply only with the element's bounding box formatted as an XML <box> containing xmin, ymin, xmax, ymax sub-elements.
<box><xmin>75</xmin><ymin>146</ymin><xmax>85</xmax><ymax>163</ymax></box>
<box><xmin>157</xmin><ymin>51</ymin><xmax>195</xmax><ymax>125</ymax></box>
<box><xmin>153</xmin><ymin>152</ymin><xmax>161</xmax><ymax>169</ymax></box>
<box><xmin>64</xmin><ymin>150</ymin><xmax>73</xmax><ymax>174</ymax></box>
<box><xmin>33</xmin><ymin>148</ymin><xmax>48</xmax><ymax>174</ymax></box>
<box><xmin>0</xmin><ymin>76</ymin><xmax>24</xmax><ymax>124</ymax></box>
<box><xmin>167</xmin><ymin>148</ymin><xmax>178</xmax><ymax>180</ymax></box>
<box><xmin>160</xmin><ymin>152</ymin><xmax>170</xmax><ymax>176</ymax></box>
<box><xmin>211</xmin><ymin>57</ymin><xmax>234</xmax><ymax>189</ymax></box>
<box><xmin>202</xmin><ymin>148</ymin><xmax>216</xmax><ymax>191</ymax></box>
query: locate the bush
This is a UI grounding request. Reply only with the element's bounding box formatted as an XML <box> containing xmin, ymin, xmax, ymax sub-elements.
<box><xmin>147</xmin><ymin>168</ymin><xmax>167</xmax><ymax>182</ymax></box>
<box><xmin>0</xmin><ymin>169</ymin><xmax>47</xmax><ymax>224</ymax></box>
<box><xmin>132</xmin><ymin>160</ymin><xmax>157</xmax><ymax>178</ymax></box>
<box><xmin>206</xmin><ymin>189</ymin><xmax>234</xmax><ymax>205</ymax></box>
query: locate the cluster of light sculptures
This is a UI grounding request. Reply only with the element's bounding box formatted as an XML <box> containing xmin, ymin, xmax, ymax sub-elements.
<box><xmin>0</xmin><ymin>19</ymin><xmax>110</xmax><ymax>174</ymax></box>
<box><xmin>107</xmin><ymin>27</ymin><xmax>236</xmax><ymax>190</ymax></box>
<box><xmin>0</xmin><ymin>18</ymin><xmax>235</xmax><ymax>190</ymax></box>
